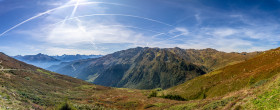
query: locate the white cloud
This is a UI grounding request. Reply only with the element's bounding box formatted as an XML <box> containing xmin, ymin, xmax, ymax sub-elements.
<box><xmin>194</xmin><ymin>13</ymin><xmax>202</xmax><ymax>25</ymax></box>
<box><xmin>210</xmin><ymin>28</ymin><xmax>237</xmax><ymax>38</ymax></box>
<box><xmin>14</xmin><ymin>0</ymin><xmax>157</xmax><ymax>55</ymax></box>
<box><xmin>169</xmin><ymin>27</ymin><xmax>189</xmax><ymax>35</ymax></box>
<box><xmin>41</xmin><ymin>19</ymin><xmax>148</xmax><ymax>45</ymax></box>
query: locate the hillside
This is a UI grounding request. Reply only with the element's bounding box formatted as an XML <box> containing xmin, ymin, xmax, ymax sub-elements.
<box><xmin>1</xmin><ymin>49</ymin><xmax>280</xmax><ymax>110</ymax></box>
<box><xmin>52</xmin><ymin>47</ymin><xmax>258</xmax><ymax>89</ymax></box>
<box><xmin>164</xmin><ymin>47</ymin><xmax>280</xmax><ymax>101</ymax></box>
<box><xmin>0</xmin><ymin>52</ymin><xmax>187</xmax><ymax>109</ymax></box>
<box><xmin>52</xmin><ymin>47</ymin><xmax>206</xmax><ymax>89</ymax></box>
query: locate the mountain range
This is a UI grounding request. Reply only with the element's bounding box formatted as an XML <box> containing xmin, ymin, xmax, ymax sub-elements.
<box><xmin>50</xmin><ymin>47</ymin><xmax>259</xmax><ymax>89</ymax></box>
<box><xmin>2</xmin><ymin>47</ymin><xmax>280</xmax><ymax>109</ymax></box>
<box><xmin>13</xmin><ymin>53</ymin><xmax>102</xmax><ymax>69</ymax></box>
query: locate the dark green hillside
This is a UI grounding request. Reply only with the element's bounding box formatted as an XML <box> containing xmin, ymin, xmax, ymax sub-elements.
<box><xmin>55</xmin><ymin>47</ymin><xmax>206</xmax><ymax>89</ymax></box>
<box><xmin>53</xmin><ymin>47</ymin><xmax>258</xmax><ymax>89</ymax></box>
<box><xmin>115</xmin><ymin>48</ymin><xmax>206</xmax><ymax>89</ymax></box>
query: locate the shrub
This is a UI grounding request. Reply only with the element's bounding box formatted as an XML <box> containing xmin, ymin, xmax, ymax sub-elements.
<box><xmin>155</xmin><ymin>88</ymin><xmax>163</xmax><ymax>91</ymax></box>
<box><xmin>144</xmin><ymin>104</ymin><xmax>155</xmax><ymax>109</ymax></box>
<box><xmin>203</xmin><ymin>97</ymin><xmax>234</xmax><ymax>110</ymax></box>
<box><xmin>161</xmin><ymin>94</ymin><xmax>186</xmax><ymax>101</ymax></box>
<box><xmin>58</xmin><ymin>102</ymin><xmax>77</xmax><ymax>110</ymax></box>
<box><xmin>24</xmin><ymin>77</ymin><xmax>31</xmax><ymax>80</ymax></box>
<box><xmin>148</xmin><ymin>91</ymin><xmax>157</xmax><ymax>98</ymax></box>
<box><xmin>252</xmin><ymin>79</ymin><xmax>268</xmax><ymax>87</ymax></box>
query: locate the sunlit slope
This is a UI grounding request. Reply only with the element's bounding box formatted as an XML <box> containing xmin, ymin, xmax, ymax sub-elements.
<box><xmin>241</xmin><ymin>68</ymin><xmax>280</xmax><ymax>109</ymax></box>
<box><xmin>167</xmin><ymin>47</ymin><xmax>259</xmax><ymax>72</ymax></box>
<box><xmin>165</xmin><ymin>47</ymin><xmax>280</xmax><ymax>100</ymax></box>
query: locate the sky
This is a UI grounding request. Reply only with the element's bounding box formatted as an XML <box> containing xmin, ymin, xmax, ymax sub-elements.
<box><xmin>0</xmin><ymin>0</ymin><xmax>280</xmax><ymax>55</ymax></box>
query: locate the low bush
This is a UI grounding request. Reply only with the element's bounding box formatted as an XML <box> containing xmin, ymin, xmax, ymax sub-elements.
<box><xmin>148</xmin><ymin>91</ymin><xmax>157</xmax><ymax>98</ymax></box>
<box><xmin>57</xmin><ymin>102</ymin><xmax>77</xmax><ymax>110</ymax></box>
<box><xmin>161</xmin><ymin>94</ymin><xmax>186</xmax><ymax>101</ymax></box>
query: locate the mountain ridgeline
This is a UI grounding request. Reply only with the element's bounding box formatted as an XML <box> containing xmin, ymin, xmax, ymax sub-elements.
<box><xmin>13</xmin><ymin>53</ymin><xmax>102</xmax><ymax>69</ymax></box>
<box><xmin>51</xmin><ymin>47</ymin><xmax>259</xmax><ymax>89</ymax></box>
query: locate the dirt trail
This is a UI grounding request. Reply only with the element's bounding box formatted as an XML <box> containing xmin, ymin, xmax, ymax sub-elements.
<box><xmin>0</xmin><ymin>60</ymin><xmax>18</xmax><ymax>71</ymax></box>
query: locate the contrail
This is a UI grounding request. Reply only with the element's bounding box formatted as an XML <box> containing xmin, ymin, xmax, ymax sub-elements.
<box><xmin>71</xmin><ymin>0</ymin><xmax>80</xmax><ymax>17</ymax></box>
<box><xmin>151</xmin><ymin>33</ymin><xmax>165</xmax><ymax>38</ymax></box>
<box><xmin>0</xmin><ymin>11</ymin><xmax>51</xmax><ymax>37</ymax></box>
<box><xmin>48</xmin><ymin>19</ymin><xmax>169</xmax><ymax>36</ymax></box>
<box><xmin>46</xmin><ymin>18</ymin><xmax>172</xmax><ymax>38</ymax></box>
<box><xmin>166</xmin><ymin>34</ymin><xmax>184</xmax><ymax>40</ymax></box>
<box><xmin>0</xmin><ymin>2</ymin><xmax>131</xmax><ymax>37</ymax></box>
<box><xmin>89</xmin><ymin>40</ymin><xmax>98</xmax><ymax>50</ymax></box>
<box><xmin>101</xmin><ymin>25</ymin><xmax>168</xmax><ymax>34</ymax></box>
<box><xmin>51</xmin><ymin>14</ymin><xmax>173</xmax><ymax>27</ymax></box>
<box><xmin>70</xmin><ymin>14</ymin><xmax>174</xmax><ymax>27</ymax></box>
<box><xmin>61</xmin><ymin>16</ymin><xmax>69</xmax><ymax>27</ymax></box>
<box><xmin>150</xmin><ymin>34</ymin><xmax>185</xmax><ymax>46</ymax></box>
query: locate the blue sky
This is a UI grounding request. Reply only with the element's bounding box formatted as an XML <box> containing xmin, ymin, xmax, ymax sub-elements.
<box><xmin>0</xmin><ymin>0</ymin><xmax>280</xmax><ymax>55</ymax></box>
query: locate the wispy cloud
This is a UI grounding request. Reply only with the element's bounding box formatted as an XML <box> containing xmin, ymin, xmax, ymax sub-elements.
<box><xmin>1</xmin><ymin>0</ymin><xmax>280</xmax><ymax>55</ymax></box>
<box><xmin>209</xmin><ymin>28</ymin><xmax>237</xmax><ymax>38</ymax></box>
<box><xmin>0</xmin><ymin>1</ymin><xmax>132</xmax><ymax>37</ymax></box>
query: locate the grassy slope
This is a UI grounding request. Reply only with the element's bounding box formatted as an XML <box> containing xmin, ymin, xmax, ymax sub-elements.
<box><xmin>164</xmin><ymin>64</ymin><xmax>280</xmax><ymax>110</ymax></box>
<box><xmin>0</xmin><ymin>52</ymin><xmax>188</xmax><ymax>110</ymax></box>
<box><xmin>153</xmin><ymin>47</ymin><xmax>280</xmax><ymax>110</ymax></box>
<box><xmin>168</xmin><ymin>48</ymin><xmax>259</xmax><ymax>72</ymax></box>
<box><xmin>165</xmin><ymin>47</ymin><xmax>280</xmax><ymax>101</ymax></box>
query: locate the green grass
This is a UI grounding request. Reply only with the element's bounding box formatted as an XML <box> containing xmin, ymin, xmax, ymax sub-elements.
<box><xmin>168</xmin><ymin>103</ymin><xmax>197</xmax><ymax>110</ymax></box>
<box><xmin>36</xmin><ymin>69</ymin><xmax>51</xmax><ymax>76</ymax></box>
<box><xmin>144</xmin><ymin>103</ymin><xmax>167</xmax><ymax>109</ymax></box>
<box><xmin>119</xmin><ymin>101</ymin><xmax>139</xmax><ymax>108</ymax></box>
<box><xmin>247</xmin><ymin>76</ymin><xmax>280</xmax><ymax>109</ymax></box>
<box><xmin>203</xmin><ymin>97</ymin><xmax>235</xmax><ymax>110</ymax></box>
<box><xmin>251</xmin><ymin>79</ymin><xmax>269</xmax><ymax>88</ymax></box>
